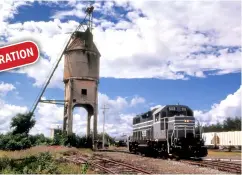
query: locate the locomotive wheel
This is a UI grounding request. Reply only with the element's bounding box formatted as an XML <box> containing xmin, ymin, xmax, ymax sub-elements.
<box><xmin>159</xmin><ymin>151</ymin><xmax>168</xmax><ymax>159</ymax></box>
<box><xmin>159</xmin><ymin>147</ymin><xmax>168</xmax><ymax>159</ymax></box>
<box><xmin>163</xmin><ymin>152</ymin><xmax>169</xmax><ymax>159</ymax></box>
<box><xmin>172</xmin><ymin>154</ymin><xmax>180</xmax><ymax>160</ymax></box>
<box><xmin>151</xmin><ymin>148</ymin><xmax>158</xmax><ymax>158</ymax></box>
<box><xmin>168</xmin><ymin>154</ymin><xmax>174</xmax><ymax>160</ymax></box>
<box><xmin>175</xmin><ymin>156</ymin><xmax>180</xmax><ymax>160</ymax></box>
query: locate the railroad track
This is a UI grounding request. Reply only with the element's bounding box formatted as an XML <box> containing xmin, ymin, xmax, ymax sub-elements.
<box><xmin>94</xmin><ymin>149</ymin><xmax>242</xmax><ymax>173</ymax></box>
<box><xmin>181</xmin><ymin>159</ymin><xmax>241</xmax><ymax>174</ymax></box>
<box><xmin>97</xmin><ymin>149</ymin><xmax>131</xmax><ymax>154</ymax></box>
<box><xmin>62</xmin><ymin>154</ymin><xmax>152</xmax><ymax>174</ymax></box>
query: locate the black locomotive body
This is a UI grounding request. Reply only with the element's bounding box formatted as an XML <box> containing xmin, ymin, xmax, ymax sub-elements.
<box><xmin>115</xmin><ymin>134</ymin><xmax>128</xmax><ymax>147</ymax></box>
<box><xmin>128</xmin><ymin>105</ymin><xmax>208</xmax><ymax>159</ymax></box>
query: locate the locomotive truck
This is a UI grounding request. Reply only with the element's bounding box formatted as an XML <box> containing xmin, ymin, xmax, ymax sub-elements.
<box><xmin>128</xmin><ymin>104</ymin><xmax>208</xmax><ymax>159</ymax></box>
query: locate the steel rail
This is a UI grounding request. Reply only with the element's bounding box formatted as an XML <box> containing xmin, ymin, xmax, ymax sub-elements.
<box><xmin>181</xmin><ymin>159</ymin><xmax>241</xmax><ymax>174</ymax></box>
<box><xmin>94</xmin><ymin>156</ymin><xmax>152</xmax><ymax>174</ymax></box>
<box><xmin>63</xmin><ymin>156</ymin><xmax>115</xmax><ymax>174</ymax></box>
<box><xmin>63</xmin><ymin>154</ymin><xmax>152</xmax><ymax>174</ymax></box>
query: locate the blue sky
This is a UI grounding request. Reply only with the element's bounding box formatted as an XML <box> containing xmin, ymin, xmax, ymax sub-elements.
<box><xmin>0</xmin><ymin>0</ymin><xmax>241</xmax><ymax>137</ymax></box>
<box><xmin>1</xmin><ymin>72</ymin><xmax>240</xmax><ymax>113</ymax></box>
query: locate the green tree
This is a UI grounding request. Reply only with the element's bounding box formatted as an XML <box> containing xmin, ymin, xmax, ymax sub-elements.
<box><xmin>234</xmin><ymin>117</ymin><xmax>241</xmax><ymax>130</ymax></box>
<box><xmin>195</xmin><ymin>121</ymin><xmax>202</xmax><ymax>135</ymax></box>
<box><xmin>223</xmin><ymin>116</ymin><xmax>241</xmax><ymax>131</ymax></box>
<box><xmin>96</xmin><ymin>132</ymin><xmax>115</xmax><ymax>145</ymax></box>
<box><xmin>52</xmin><ymin>130</ymin><xmax>67</xmax><ymax>146</ymax></box>
<box><xmin>203</xmin><ymin>122</ymin><xmax>223</xmax><ymax>132</ymax></box>
<box><xmin>203</xmin><ymin>117</ymin><xmax>241</xmax><ymax>132</ymax></box>
<box><xmin>28</xmin><ymin>134</ymin><xmax>52</xmax><ymax>146</ymax></box>
<box><xmin>10</xmin><ymin>112</ymin><xmax>36</xmax><ymax>135</ymax></box>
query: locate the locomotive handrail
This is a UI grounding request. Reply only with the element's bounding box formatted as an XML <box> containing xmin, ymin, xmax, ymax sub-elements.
<box><xmin>166</xmin><ymin>129</ymin><xmax>170</xmax><ymax>154</ymax></box>
<box><xmin>174</xmin><ymin>125</ymin><xmax>194</xmax><ymax>128</ymax></box>
<box><xmin>171</xmin><ymin>129</ymin><xmax>175</xmax><ymax>145</ymax></box>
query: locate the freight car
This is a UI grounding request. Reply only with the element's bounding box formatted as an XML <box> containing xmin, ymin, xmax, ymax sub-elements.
<box><xmin>128</xmin><ymin>105</ymin><xmax>208</xmax><ymax>159</ymax></box>
<box><xmin>202</xmin><ymin>131</ymin><xmax>242</xmax><ymax>149</ymax></box>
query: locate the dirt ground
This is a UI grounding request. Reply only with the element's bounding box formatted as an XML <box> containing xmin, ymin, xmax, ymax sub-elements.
<box><xmin>92</xmin><ymin>146</ymin><xmax>241</xmax><ymax>174</ymax></box>
<box><xmin>95</xmin><ymin>151</ymin><xmax>229</xmax><ymax>174</ymax></box>
<box><xmin>108</xmin><ymin>146</ymin><xmax>241</xmax><ymax>160</ymax></box>
<box><xmin>206</xmin><ymin>150</ymin><xmax>241</xmax><ymax>160</ymax></box>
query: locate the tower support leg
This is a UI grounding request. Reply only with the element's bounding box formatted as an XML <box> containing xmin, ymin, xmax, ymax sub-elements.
<box><xmin>63</xmin><ymin>104</ymin><xmax>68</xmax><ymax>132</ymax></box>
<box><xmin>67</xmin><ymin>80</ymin><xmax>73</xmax><ymax>135</ymax></box>
<box><xmin>87</xmin><ymin>113</ymin><xmax>91</xmax><ymax>137</ymax></box>
<box><xmin>93</xmin><ymin>104</ymin><xmax>98</xmax><ymax>150</ymax></box>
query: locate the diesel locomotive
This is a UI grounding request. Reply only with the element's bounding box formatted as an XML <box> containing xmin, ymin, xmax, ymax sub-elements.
<box><xmin>128</xmin><ymin>105</ymin><xmax>208</xmax><ymax>159</ymax></box>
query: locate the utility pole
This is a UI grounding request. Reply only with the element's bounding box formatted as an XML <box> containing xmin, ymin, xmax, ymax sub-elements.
<box><xmin>101</xmin><ymin>104</ymin><xmax>109</xmax><ymax>149</ymax></box>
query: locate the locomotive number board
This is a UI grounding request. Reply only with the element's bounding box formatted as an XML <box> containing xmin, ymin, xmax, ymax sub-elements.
<box><xmin>142</xmin><ymin>130</ymin><xmax>146</xmax><ymax>137</ymax></box>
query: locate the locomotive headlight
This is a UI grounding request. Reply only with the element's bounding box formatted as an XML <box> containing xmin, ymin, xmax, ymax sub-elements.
<box><xmin>184</xmin><ymin>120</ymin><xmax>190</xmax><ymax>122</ymax></box>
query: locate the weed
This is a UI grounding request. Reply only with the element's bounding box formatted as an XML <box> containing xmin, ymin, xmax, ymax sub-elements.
<box><xmin>0</xmin><ymin>151</ymin><xmax>59</xmax><ymax>173</ymax></box>
<box><xmin>0</xmin><ymin>146</ymin><xmax>79</xmax><ymax>159</ymax></box>
<box><xmin>0</xmin><ymin>148</ymin><xmax>93</xmax><ymax>174</ymax></box>
<box><xmin>81</xmin><ymin>163</ymin><xmax>89</xmax><ymax>174</ymax></box>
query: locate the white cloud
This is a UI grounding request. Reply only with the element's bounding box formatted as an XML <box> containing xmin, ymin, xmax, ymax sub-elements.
<box><xmin>0</xmin><ymin>1</ymin><xmax>240</xmax><ymax>88</ymax></box>
<box><xmin>0</xmin><ymin>0</ymin><xmax>32</xmax><ymax>22</ymax></box>
<box><xmin>149</xmin><ymin>86</ymin><xmax>241</xmax><ymax>127</ymax></box>
<box><xmin>93</xmin><ymin>0</ymin><xmax>241</xmax><ymax>79</ymax></box>
<box><xmin>51</xmin><ymin>3</ymin><xmax>86</xmax><ymax>19</ymax></box>
<box><xmin>30</xmin><ymin>100</ymin><xmax>64</xmax><ymax>136</ymax></box>
<box><xmin>0</xmin><ymin>81</ymin><xmax>139</xmax><ymax>136</ymax></box>
<box><xmin>0</xmin><ymin>100</ymin><xmax>28</xmax><ymax>134</ymax></box>
<box><xmin>0</xmin><ymin>82</ymin><xmax>16</xmax><ymax>96</ymax></box>
<box><xmin>194</xmin><ymin>85</ymin><xmax>241</xmax><ymax>125</ymax></box>
<box><xmin>29</xmin><ymin>93</ymin><xmax>146</xmax><ymax>137</ymax></box>
<box><xmin>19</xmin><ymin>86</ymin><xmax>242</xmax><ymax>137</ymax></box>
<box><xmin>0</xmin><ymin>84</ymin><xmax>241</xmax><ymax>137</ymax></box>
<box><xmin>5</xmin><ymin>19</ymin><xmax>79</xmax><ymax>88</ymax></box>
<box><xmin>0</xmin><ymin>81</ymin><xmax>27</xmax><ymax>133</ymax></box>
<box><xmin>0</xmin><ymin>1</ymin><xmax>241</xmax><ymax>137</ymax></box>
<box><xmin>130</xmin><ymin>96</ymin><xmax>145</xmax><ymax>107</ymax></box>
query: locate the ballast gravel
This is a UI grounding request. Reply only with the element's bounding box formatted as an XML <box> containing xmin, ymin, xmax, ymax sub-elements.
<box><xmin>95</xmin><ymin>152</ymin><xmax>230</xmax><ymax>174</ymax></box>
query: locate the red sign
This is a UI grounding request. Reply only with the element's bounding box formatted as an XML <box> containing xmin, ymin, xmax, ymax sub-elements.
<box><xmin>0</xmin><ymin>41</ymin><xmax>39</xmax><ymax>72</ymax></box>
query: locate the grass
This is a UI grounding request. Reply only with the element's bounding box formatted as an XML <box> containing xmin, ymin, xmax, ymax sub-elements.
<box><xmin>56</xmin><ymin>162</ymin><xmax>92</xmax><ymax>174</ymax></box>
<box><xmin>0</xmin><ymin>145</ymin><xmax>80</xmax><ymax>159</ymax></box>
<box><xmin>208</xmin><ymin>149</ymin><xmax>241</xmax><ymax>157</ymax></box>
<box><xmin>0</xmin><ymin>146</ymin><xmax>94</xmax><ymax>174</ymax></box>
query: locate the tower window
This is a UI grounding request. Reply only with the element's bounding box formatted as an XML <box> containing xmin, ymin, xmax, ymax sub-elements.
<box><xmin>81</xmin><ymin>89</ymin><xmax>87</xmax><ymax>95</ymax></box>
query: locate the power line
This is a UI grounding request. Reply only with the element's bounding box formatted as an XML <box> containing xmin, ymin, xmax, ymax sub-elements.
<box><xmin>101</xmin><ymin>104</ymin><xmax>109</xmax><ymax>149</ymax></box>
